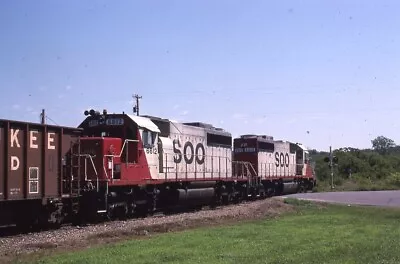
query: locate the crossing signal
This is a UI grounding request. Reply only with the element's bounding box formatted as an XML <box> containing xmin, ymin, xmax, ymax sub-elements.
<box><xmin>324</xmin><ymin>155</ymin><xmax>338</xmax><ymax>167</ymax></box>
<box><xmin>324</xmin><ymin>156</ymin><xmax>338</xmax><ymax>163</ymax></box>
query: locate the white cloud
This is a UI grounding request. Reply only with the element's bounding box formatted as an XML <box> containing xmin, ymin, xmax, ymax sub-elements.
<box><xmin>65</xmin><ymin>85</ymin><xmax>72</xmax><ymax>91</ymax></box>
<box><xmin>180</xmin><ymin>110</ymin><xmax>189</xmax><ymax>116</ymax></box>
<box><xmin>38</xmin><ymin>86</ymin><xmax>46</xmax><ymax>91</ymax></box>
<box><xmin>58</xmin><ymin>94</ymin><xmax>65</xmax><ymax>99</ymax></box>
<box><xmin>173</xmin><ymin>104</ymin><xmax>180</xmax><ymax>110</ymax></box>
<box><xmin>12</xmin><ymin>104</ymin><xmax>20</xmax><ymax>110</ymax></box>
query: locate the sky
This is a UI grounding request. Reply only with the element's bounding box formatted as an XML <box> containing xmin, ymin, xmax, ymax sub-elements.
<box><xmin>0</xmin><ymin>0</ymin><xmax>399</xmax><ymax>151</ymax></box>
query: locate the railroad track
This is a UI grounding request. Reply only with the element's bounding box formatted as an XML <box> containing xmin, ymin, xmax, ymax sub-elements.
<box><xmin>0</xmin><ymin>193</ymin><xmax>285</xmax><ymax>239</ymax></box>
<box><xmin>0</xmin><ymin>198</ymin><xmax>293</xmax><ymax>260</ymax></box>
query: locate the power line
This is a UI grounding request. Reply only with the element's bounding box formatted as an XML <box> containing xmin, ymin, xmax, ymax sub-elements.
<box><xmin>46</xmin><ymin>116</ymin><xmax>59</xmax><ymax>126</ymax></box>
<box><xmin>39</xmin><ymin>109</ymin><xmax>59</xmax><ymax>126</ymax></box>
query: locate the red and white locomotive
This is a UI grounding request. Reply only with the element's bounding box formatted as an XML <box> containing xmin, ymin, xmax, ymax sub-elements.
<box><xmin>0</xmin><ymin>109</ymin><xmax>316</xmax><ymax>228</ymax></box>
<box><xmin>233</xmin><ymin>135</ymin><xmax>315</xmax><ymax>196</ymax></box>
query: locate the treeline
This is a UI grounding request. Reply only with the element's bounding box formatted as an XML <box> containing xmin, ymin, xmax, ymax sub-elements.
<box><xmin>310</xmin><ymin>136</ymin><xmax>400</xmax><ymax>191</ymax></box>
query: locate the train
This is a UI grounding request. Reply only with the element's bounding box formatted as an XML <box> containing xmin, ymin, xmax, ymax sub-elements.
<box><xmin>0</xmin><ymin>109</ymin><xmax>316</xmax><ymax>229</ymax></box>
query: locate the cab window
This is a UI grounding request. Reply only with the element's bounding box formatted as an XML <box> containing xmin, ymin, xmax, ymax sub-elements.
<box><xmin>142</xmin><ymin>130</ymin><xmax>156</xmax><ymax>147</ymax></box>
<box><xmin>304</xmin><ymin>152</ymin><xmax>310</xmax><ymax>164</ymax></box>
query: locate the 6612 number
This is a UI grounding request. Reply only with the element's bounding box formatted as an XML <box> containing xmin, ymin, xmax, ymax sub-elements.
<box><xmin>145</xmin><ymin>147</ymin><xmax>158</xmax><ymax>155</ymax></box>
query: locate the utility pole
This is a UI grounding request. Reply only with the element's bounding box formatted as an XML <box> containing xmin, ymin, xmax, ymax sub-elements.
<box><xmin>40</xmin><ymin>109</ymin><xmax>46</xmax><ymax>124</ymax></box>
<box><xmin>330</xmin><ymin>146</ymin><xmax>334</xmax><ymax>189</ymax></box>
<box><xmin>324</xmin><ymin>145</ymin><xmax>338</xmax><ymax>189</ymax></box>
<box><xmin>132</xmin><ymin>94</ymin><xmax>142</xmax><ymax>116</ymax></box>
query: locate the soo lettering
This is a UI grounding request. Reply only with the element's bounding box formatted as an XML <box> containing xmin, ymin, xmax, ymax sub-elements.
<box><xmin>275</xmin><ymin>152</ymin><xmax>290</xmax><ymax>168</ymax></box>
<box><xmin>173</xmin><ymin>140</ymin><xmax>205</xmax><ymax>165</ymax></box>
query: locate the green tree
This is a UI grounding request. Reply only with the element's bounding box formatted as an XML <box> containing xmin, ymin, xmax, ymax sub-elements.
<box><xmin>371</xmin><ymin>136</ymin><xmax>396</xmax><ymax>155</ymax></box>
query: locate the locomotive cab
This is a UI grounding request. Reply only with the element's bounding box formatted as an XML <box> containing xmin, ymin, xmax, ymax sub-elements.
<box><xmin>294</xmin><ymin>144</ymin><xmax>314</xmax><ymax>178</ymax></box>
<box><xmin>77</xmin><ymin>110</ymin><xmax>160</xmax><ymax>185</ymax></box>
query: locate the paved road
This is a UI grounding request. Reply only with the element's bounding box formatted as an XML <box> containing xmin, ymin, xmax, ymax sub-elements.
<box><xmin>284</xmin><ymin>190</ymin><xmax>400</xmax><ymax>208</ymax></box>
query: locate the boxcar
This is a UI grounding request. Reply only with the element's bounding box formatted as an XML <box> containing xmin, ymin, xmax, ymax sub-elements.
<box><xmin>0</xmin><ymin>119</ymin><xmax>82</xmax><ymax>227</ymax></box>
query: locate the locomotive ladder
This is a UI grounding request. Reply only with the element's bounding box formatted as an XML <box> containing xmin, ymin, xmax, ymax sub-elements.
<box><xmin>243</xmin><ymin>162</ymin><xmax>259</xmax><ymax>186</ymax></box>
<box><xmin>237</xmin><ymin>161</ymin><xmax>262</xmax><ymax>197</ymax></box>
<box><xmin>70</xmin><ymin>139</ymin><xmax>82</xmax><ymax>196</ymax></box>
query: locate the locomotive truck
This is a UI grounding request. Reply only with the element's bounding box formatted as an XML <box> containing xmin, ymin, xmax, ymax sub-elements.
<box><xmin>0</xmin><ymin>109</ymin><xmax>316</xmax><ymax>229</ymax></box>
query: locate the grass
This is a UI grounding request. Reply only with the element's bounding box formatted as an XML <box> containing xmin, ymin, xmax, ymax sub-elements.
<box><xmin>21</xmin><ymin>199</ymin><xmax>400</xmax><ymax>264</ymax></box>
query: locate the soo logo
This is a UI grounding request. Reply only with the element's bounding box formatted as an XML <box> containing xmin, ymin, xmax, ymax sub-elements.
<box><xmin>275</xmin><ymin>152</ymin><xmax>290</xmax><ymax>168</ymax></box>
<box><xmin>173</xmin><ymin>139</ymin><xmax>205</xmax><ymax>165</ymax></box>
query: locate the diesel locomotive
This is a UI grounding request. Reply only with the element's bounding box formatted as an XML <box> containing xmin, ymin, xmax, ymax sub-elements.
<box><xmin>0</xmin><ymin>109</ymin><xmax>316</xmax><ymax>229</ymax></box>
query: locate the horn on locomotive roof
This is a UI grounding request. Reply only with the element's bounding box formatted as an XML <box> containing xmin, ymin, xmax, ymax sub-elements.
<box><xmin>84</xmin><ymin>109</ymin><xmax>101</xmax><ymax>116</ymax></box>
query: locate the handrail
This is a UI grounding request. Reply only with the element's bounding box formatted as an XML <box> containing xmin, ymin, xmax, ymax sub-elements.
<box><xmin>74</xmin><ymin>153</ymin><xmax>99</xmax><ymax>191</ymax></box>
<box><xmin>160</xmin><ymin>151</ymin><xmax>256</xmax><ymax>180</ymax></box>
<box><xmin>255</xmin><ymin>162</ymin><xmax>305</xmax><ymax>178</ymax></box>
<box><xmin>103</xmin><ymin>139</ymin><xmax>139</xmax><ymax>159</ymax></box>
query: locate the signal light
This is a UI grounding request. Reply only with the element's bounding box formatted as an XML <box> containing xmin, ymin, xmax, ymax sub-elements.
<box><xmin>324</xmin><ymin>156</ymin><xmax>338</xmax><ymax>165</ymax></box>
